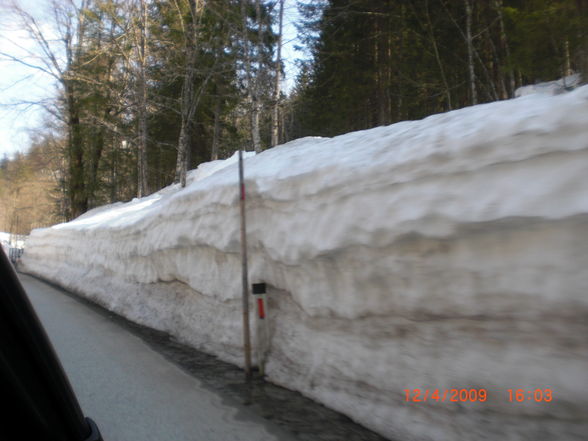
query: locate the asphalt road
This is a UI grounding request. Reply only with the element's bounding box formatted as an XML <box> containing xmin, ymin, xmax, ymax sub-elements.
<box><xmin>19</xmin><ymin>274</ymin><xmax>296</xmax><ymax>441</ymax></box>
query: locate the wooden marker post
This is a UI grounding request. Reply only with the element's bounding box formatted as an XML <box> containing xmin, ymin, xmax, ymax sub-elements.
<box><xmin>239</xmin><ymin>150</ymin><xmax>252</xmax><ymax>378</ymax></box>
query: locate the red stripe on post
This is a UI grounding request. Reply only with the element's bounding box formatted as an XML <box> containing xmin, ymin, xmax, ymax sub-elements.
<box><xmin>257</xmin><ymin>298</ymin><xmax>265</xmax><ymax>319</ymax></box>
<box><xmin>241</xmin><ymin>183</ymin><xmax>245</xmax><ymax>200</ymax></box>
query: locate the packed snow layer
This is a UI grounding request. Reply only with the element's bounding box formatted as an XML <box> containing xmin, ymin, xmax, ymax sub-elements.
<box><xmin>515</xmin><ymin>73</ymin><xmax>582</xmax><ymax>97</ymax></box>
<box><xmin>21</xmin><ymin>88</ymin><xmax>588</xmax><ymax>441</ymax></box>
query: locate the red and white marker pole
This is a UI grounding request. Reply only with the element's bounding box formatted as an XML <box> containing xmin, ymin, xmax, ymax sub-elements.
<box><xmin>252</xmin><ymin>282</ymin><xmax>268</xmax><ymax>376</ymax></box>
<box><xmin>253</xmin><ymin>283</ymin><xmax>267</xmax><ymax>319</ymax></box>
<box><xmin>239</xmin><ymin>150</ymin><xmax>252</xmax><ymax>378</ymax></box>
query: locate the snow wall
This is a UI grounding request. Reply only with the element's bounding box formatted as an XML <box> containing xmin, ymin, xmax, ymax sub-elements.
<box><xmin>21</xmin><ymin>87</ymin><xmax>588</xmax><ymax>441</ymax></box>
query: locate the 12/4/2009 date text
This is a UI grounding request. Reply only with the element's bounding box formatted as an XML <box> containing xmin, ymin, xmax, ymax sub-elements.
<box><xmin>404</xmin><ymin>389</ymin><xmax>487</xmax><ymax>402</ymax></box>
<box><xmin>404</xmin><ymin>389</ymin><xmax>553</xmax><ymax>403</ymax></box>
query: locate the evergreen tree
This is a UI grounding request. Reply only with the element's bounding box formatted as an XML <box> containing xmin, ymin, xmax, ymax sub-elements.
<box><xmin>292</xmin><ymin>0</ymin><xmax>587</xmax><ymax>138</ymax></box>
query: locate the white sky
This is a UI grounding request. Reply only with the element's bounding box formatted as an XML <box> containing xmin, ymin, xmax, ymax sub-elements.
<box><xmin>0</xmin><ymin>0</ymin><xmax>303</xmax><ymax>159</ymax></box>
<box><xmin>280</xmin><ymin>0</ymin><xmax>303</xmax><ymax>92</ymax></box>
<box><xmin>0</xmin><ymin>0</ymin><xmax>56</xmax><ymax>159</ymax></box>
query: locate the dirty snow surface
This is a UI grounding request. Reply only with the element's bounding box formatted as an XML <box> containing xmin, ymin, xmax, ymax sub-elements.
<box><xmin>21</xmin><ymin>87</ymin><xmax>588</xmax><ymax>441</ymax></box>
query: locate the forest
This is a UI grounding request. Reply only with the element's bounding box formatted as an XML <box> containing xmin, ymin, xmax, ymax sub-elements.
<box><xmin>0</xmin><ymin>0</ymin><xmax>586</xmax><ymax>233</ymax></box>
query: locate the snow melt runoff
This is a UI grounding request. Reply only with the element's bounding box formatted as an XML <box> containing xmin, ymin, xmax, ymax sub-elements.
<box><xmin>21</xmin><ymin>86</ymin><xmax>588</xmax><ymax>441</ymax></box>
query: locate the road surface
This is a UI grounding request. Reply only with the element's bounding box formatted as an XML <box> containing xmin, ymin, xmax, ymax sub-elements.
<box><xmin>19</xmin><ymin>274</ymin><xmax>296</xmax><ymax>441</ymax></box>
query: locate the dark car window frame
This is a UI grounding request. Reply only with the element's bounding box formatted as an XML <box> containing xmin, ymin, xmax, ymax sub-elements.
<box><xmin>0</xmin><ymin>248</ymin><xmax>102</xmax><ymax>441</ymax></box>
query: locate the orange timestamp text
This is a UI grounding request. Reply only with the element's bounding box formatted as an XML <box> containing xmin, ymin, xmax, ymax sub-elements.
<box><xmin>404</xmin><ymin>388</ymin><xmax>553</xmax><ymax>403</ymax></box>
<box><xmin>404</xmin><ymin>388</ymin><xmax>487</xmax><ymax>402</ymax></box>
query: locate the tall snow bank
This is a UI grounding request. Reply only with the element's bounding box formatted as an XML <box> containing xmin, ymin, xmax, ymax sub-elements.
<box><xmin>21</xmin><ymin>88</ymin><xmax>588</xmax><ymax>441</ymax></box>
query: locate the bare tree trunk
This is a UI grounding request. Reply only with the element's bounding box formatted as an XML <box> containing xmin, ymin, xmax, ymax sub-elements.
<box><xmin>480</xmin><ymin>28</ymin><xmax>500</xmax><ymax>101</ymax></box>
<box><xmin>385</xmin><ymin>32</ymin><xmax>393</xmax><ymax>123</ymax></box>
<box><xmin>111</xmin><ymin>134</ymin><xmax>118</xmax><ymax>203</ymax></box>
<box><xmin>137</xmin><ymin>0</ymin><xmax>149</xmax><ymax>197</ymax></box>
<box><xmin>424</xmin><ymin>0</ymin><xmax>452</xmax><ymax>110</ymax></box>
<box><xmin>396</xmin><ymin>4</ymin><xmax>406</xmax><ymax>120</ymax></box>
<box><xmin>441</xmin><ymin>0</ymin><xmax>495</xmax><ymax>101</ymax></box>
<box><xmin>495</xmin><ymin>0</ymin><xmax>515</xmax><ymax>97</ymax></box>
<box><xmin>175</xmin><ymin>0</ymin><xmax>198</xmax><ymax>188</ymax></box>
<box><xmin>251</xmin><ymin>98</ymin><xmax>261</xmax><ymax>152</ymax></box>
<box><xmin>271</xmin><ymin>0</ymin><xmax>284</xmax><ymax>147</ymax></box>
<box><xmin>64</xmin><ymin>2</ymin><xmax>88</xmax><ymax>219</ymax></box>
<box><xmin>175</xmin><ymin>0</ymin><xmax>212</xmax><ymax>187</ymax></box>
<box><xmin>374</xmin><ymin>17</ymin><xmax>383</xmax><ymax>124</ymax></box>
<box><xmin>464</xmin><ymin>0</ymin><xmax>477</xmax><ymax>105</ymax></box>
<box><xmin>66</xmin><ymin>84</ymin><xmax>87</xmax><ymax>218</ymax></box>
<box><xmin>489</xmin><ymin>32</ymin><xmax>508</xmax><ymax>99</ymax></box>
<box><xmin>251</xmin><ymin>0</ymin><xmax>263</xmax><ymax>153</ymax></box>
<box><xmin>564</xmin><ymin>40</ymin><xmax>572</xmax><ymax>77</ymax></box>
<box><xmin>211</xmin><ymin>92</ymin><xmax>221</xmax><ymax>160</ymax></box>
<box><xmin>175</xmin><ymin>50</ymin><xmax>195</xmax><ymax>189</ymax></box>
<box><xmin>176</xmin><ymin>123</ymin><xmax>189</xmax><ymax>187</ymax></box>
<box><xmin>582</xmin><ymin>36</ymin><xmax>588</xmax><ymax>83</ymax></box>
<box><xmin>241</xmin><ymin>0</ymin><xmax>254</xmax><ymax>151</ymax></box>
<box><xmin>280</xmin><ymin>103</ymin><xmax>285</xmax><ymax>142</ymax></box>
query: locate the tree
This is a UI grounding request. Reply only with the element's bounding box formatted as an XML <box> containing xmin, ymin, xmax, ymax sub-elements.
<box><xmin>0</xmin><ymin>138</ymin><xmax>64</xmax><ymax>233</ymax></box>
<box><xmin>175</xmin><ymin>0</ymin><xmax>206</xmax><ymax>187</ymax></box>
<box><xmin>238</xmin><ymin>0</ymin><xmax>277</xmax><ymax>153</ymax></box>
<box><xmin>464</xmin><ymin>0</ymin><xmax>477</xmax><ymax>104</ymax></box>
<box><xmin>2</xmin><ymin>0</ymin><xmax>275</xmax><ymax>218</ymax></box>
<box><xmin>271</xmin><ymin>0</ymin><xmax>284</xmax><ymax>147</ymax></box>
<box><xmin>292</xmin><ymin>0</ymin><xmax>587</xmax><ymax>138</ymax></box>
<box><xmin>1</xmin><ymin>0</ymin><xmax>99</xmax><ymax>218</ymax></box>
<box><xmin>136</xmin><ymin>0</ymin><xmax>150</xmax><ymax>196</ymax></box>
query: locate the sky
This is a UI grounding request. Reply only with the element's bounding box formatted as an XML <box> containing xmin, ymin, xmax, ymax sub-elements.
<box><xmin>0</xmin><ymin>0</ymin><xmax>303</xmax><ymax>159</ymax></box>
<box><xmin>0</xmin><ymin>0</ymin><xmax>56</xmax><ymax>159</ymax></box>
